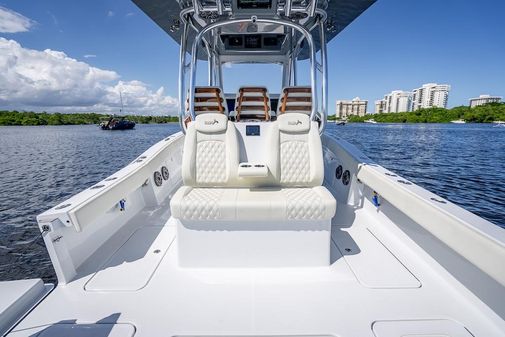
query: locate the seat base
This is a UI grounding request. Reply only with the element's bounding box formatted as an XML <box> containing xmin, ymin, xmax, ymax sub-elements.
<box><xmin>176</xmin><ymin>218</ymin><xmax>331</xmax><ymax>267</ymax></box>
<box><xmin>170</xmin><ymin>186</ymin><xmax>336</xmax><ymax>267</ymax></box>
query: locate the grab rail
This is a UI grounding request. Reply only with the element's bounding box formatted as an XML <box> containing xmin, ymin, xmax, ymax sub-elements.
<box><xmin>187</xmin><ymin>17</ymin><xmax>318</xmax><ymax>124</ymax></box>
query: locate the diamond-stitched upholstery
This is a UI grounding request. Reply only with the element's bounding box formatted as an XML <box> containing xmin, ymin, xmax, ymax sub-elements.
<box><xmin>284</xmin><ymin>188</ymin><xmax>325</xmax><ymax>220</ymax></box>
<box><xmin>275</xmin><ymin>113</ymin><xmax>324</xmax><ymax>187</ymax></box>
<box><xmin>180</xmin><ymin>113</ymin><xmax>239</xmax><ymax>187</ymax></box>
<box><xmin>179</xmin><ymin>188</ymin><xmax>223</xmax><ymax>220</ymax></box>
<box><xmin>171</xmin><ymin>186</ymin><xmax>335</xmax><ymax>221</ymax></box>
<box><xmin>280</xmin><ymin>141</ymin><xmax>310</xmax><ymax>184</ymax></box>
<box><xmin>171</xmin><ymin>106</ymin><xmax>336</xmax><ymax>223</ymax></box>
<box><xmin>172</xmin><ymin>87</ymin><xmax>336</xmax><ymax>268</ymax></box>
<box><xmin>196</xmin><ymin>141</ymin><xmax>226</xmax><ymax>184</ymax></box>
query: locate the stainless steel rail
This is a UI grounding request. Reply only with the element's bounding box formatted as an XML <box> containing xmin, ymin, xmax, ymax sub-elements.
<box><xmin>319</xmin><ymin>17</ymin><xmax>328</xmax><ymax>133</ymax></box>
<box><xmin>178</xmin><ymin>19</ymin><xmax>189</xmax><ymax>132</ymax></box>
<box><xmin>177</xmin><ymin>5</ymin><xmax>328</xmax><ymax>134</ymax></box>
<box><xmin>188</xmin><ymin>17</ymin><xmax>318</xmax><ymax>122</ymax></box>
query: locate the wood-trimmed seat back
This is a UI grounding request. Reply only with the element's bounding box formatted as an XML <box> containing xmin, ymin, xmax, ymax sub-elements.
<box><xmin>189</xmin><ymin>86</ymin><xmax>228</xmax><ymax>116</ymax></box>
<box><xmin>277</xmin><ymin>86</ymin><xmax>312</xmax><ymax>115</ymax></box>
<box><xmin>235</xmin><ymin>87</ymin><xmax>271</xmax><ymax>121</ymax></box>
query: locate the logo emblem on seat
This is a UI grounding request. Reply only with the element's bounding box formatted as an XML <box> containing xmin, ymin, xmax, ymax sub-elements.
<box><xmin>288</xmin><ymin>119</ymin><xmax>302</xmax><ymax>126</ymax></box>
<box><xmin>204</xmin><ymin>119</ymin><xmax>219</xmax><ymax>125</ymax></box>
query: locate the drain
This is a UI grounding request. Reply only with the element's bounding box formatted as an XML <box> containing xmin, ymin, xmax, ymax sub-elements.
<box><xmin>55</xmin><ymin>203</ymin><xmax>71</xmax><ymax>210</ymax></box>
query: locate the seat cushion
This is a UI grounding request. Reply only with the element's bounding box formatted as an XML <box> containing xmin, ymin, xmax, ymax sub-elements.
<box><xmin>182</xmin><ymin>113</ymin><xmax>240</xmax><ymax>187</ymax></box>
<box><xmin>283</xmin><ymin>186</ymin><xmax>335</xmax><ymax>220</ymax></box>
<box><xmin>170</xmin><ymin>186</ymin><xmax>336</xmax><ymax>221</ymax></box>
<box><xmin>274</xmin><ymin>114</ymin><xmax>324</xmax><ymax>187</ymax></box>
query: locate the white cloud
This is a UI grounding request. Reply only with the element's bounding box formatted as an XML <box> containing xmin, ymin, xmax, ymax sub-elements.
<box><xmin>84</xmin><ymin>54</ymin><xmax>97</xmax><ymax>58</ymax></box>
<box><xmin>0</xmin><ymin>6</ymin><xmax>35</xmax><ymax>33</ymax></box>
<box><xmin>107</xmin><ymin>10</ymin><xmax>115</xmax><ymax>17</ymax></box>
<box><xmin>0</xmin><ymin>38</ymin><xmax>178</xmax><ymax>115</ymax></box>
<box><xmin>125</xmin><ymin>12</ymin><xmax>135</xmax><ymax>18</ymax></box>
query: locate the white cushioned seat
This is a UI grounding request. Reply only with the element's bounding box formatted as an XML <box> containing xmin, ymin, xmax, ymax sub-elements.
<box><xmin>170</xmin><ymin>112</ymin><xmax>336</xmax><ymax>222</ymax></box>
<box><xmin>179</xmin><ymin>112</ymin><xmax>238</xmax><ymax>187</ymax></box>
<box><xmin>171</xmin><ymin>186</ymin><xmax>335</xmax><ymax>221</ymax></box>
<box><xmin>170</xmin><ymin>108</ymin><xmax>336</xmax><ymax>267</ymax></box>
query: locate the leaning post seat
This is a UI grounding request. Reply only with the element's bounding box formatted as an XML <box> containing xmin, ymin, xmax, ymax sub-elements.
<box><xmin>278</xmin><ymin>86</ymin><xmax>312</xmax><ymax>115</ymax></box>
<box><xmin>171</xmin><ymin>95</ymin><xmax>336</xmax><ymax>267</ymax></box>
<box><xmin>185</xmin><ymin>86</ymin><xmax>228</xmax><ymax>118</ymax></box>
<box><xmin>234</xmin><ymin>87</ymin><xmax>272</xmax><ymax>121</ymax></box>
<box><xmin>183</xmin><ymin>86</ymin><xmax>228</xmax><ymax>127</ymax></box>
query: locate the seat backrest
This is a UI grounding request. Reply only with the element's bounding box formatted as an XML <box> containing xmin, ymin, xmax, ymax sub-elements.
<box><xmin>190</xmin><ymin>86</ymin><xmax>228</xmax><ymax>116</ymax></box>
<box><xmin>277</xmin><ymin>86</ymin><xmax>312</xmax><ymax>115</ymax></box>
<box><xmin>235</xmin><ymin>87</ymin><xmax>271</xmax><ymax>121</ymax></box>
<box><xmin>270</xmin><ymin>112</ymin><xmax>323</xmax><ymax>187</ymax></box>
<box><xmin>182</xmin><ymin>113</ymin><xmax>239</xmax><ymax>187</ymax></box>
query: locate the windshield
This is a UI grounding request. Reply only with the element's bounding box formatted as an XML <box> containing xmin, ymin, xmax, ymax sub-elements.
<box><xmin>222</xmin><ymin>63</ymin><xmax>283</xmax><ymax>95</ymax></box>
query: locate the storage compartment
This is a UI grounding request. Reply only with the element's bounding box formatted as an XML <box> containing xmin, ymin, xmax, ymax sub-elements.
<box><xmin>177</xmin><ymin>219</ymin><xmax>331</xmax><ymax>267</ymax></box>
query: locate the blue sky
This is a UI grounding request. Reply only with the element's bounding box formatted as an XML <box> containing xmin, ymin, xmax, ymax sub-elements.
<box><xmin>0</xmin><ymin>0</ymin><xmax>504</xmax><ymax>114</ymax></box>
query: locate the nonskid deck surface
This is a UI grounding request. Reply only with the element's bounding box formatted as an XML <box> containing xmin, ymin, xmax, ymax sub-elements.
<box><xmin>9</xmin><ymin>204</ymin><xmax>504</xmax><ymax>337</ymax></box>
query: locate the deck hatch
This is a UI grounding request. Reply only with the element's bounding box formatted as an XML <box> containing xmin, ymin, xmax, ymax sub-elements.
<box><xmin>84</xmin><ymin>226</ymin><xmax>175</xmax><ymax>292</ymax></box>
<box><xmin>372</xmin><ymin>320</ymin><xmax>473</xmax><ymax>337</ymax></box>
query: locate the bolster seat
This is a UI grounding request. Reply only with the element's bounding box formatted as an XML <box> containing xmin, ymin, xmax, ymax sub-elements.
<box><xmin>170</xmin><ymin>111</ymin><xmax>336</xmax><ymax>222</ymax></box>
<box><xmin>170</xmin><ymin>106</ymin><xmax>336</xmax><ymax>267</ymax></box>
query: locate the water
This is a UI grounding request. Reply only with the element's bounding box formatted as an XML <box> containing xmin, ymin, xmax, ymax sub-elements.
<box><xmin>0</xmin><ymin>123</ymin><xmax>504</xmax><ymax>282</ymax></box>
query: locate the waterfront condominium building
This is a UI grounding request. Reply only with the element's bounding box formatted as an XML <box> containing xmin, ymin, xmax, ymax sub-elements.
<box><xmin>375</xmin><ymin>99</ymin><xmax>386</xmax><ymax>114</ymax></box>
<box><xmin>336</xmin><ymin>97</ymin><xmax>368</xmax><ymax>118</ymax></box>
<box><xmin>383</xmin><ymin>90</ymin><xmax>413</xmax><ymax>113</ymax></box>
<box><xmin>411</xmin><ymin>83</ymin><xmax>451</xmax><ymax>110</ymax></box>
<box><xmin>469</xmin><ymin>94</ymin><xmax>502</xmax><ymax>108</ymax></box>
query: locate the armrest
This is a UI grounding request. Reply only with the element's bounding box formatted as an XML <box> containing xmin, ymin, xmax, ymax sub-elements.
<box><xmin>238</xmin><ymin>163</ymin><xmax>268</xmax><ymax>177</ymax></box>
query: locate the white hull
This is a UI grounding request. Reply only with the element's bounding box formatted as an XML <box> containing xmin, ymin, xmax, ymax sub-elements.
<box><xmin>2</xmin><ymin>131</ymin><xmax>504</xmax><ymax>336</ymax></box>
<box><xmin>2</xmin><ymin>1</ymin><xmax>504</xmax><ymax>335</ymax></box>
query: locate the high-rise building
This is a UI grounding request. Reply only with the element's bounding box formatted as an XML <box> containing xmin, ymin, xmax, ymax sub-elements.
<box><xmin>411</xmin><ymin>83</ymin><xmax>450</xmax><ymax>110</ymax></box>
<box><xmin>383</xmin><ymin>90</ymin><xmax>412</xmax><ymax>113</ymax></box>
<box><xmin>336</xmin><ymin>97</ymin><xmax>368</xmax><ymax>118</ymax></box>
<box><xmin>375</xmin><ymin>99</ymin><xmax>386</xmax><ymax>114</ymax></box>
<box><xmin>469</xmin><ymin>95</ymin><xmax>502</xmax><ymax>108</ymax></box>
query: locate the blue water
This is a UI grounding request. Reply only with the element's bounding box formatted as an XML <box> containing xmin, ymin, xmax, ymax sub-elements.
<box><xmin>0</xmin><ymin>123</ymin><xmax>504</xmax><ymax>282</ymax></box>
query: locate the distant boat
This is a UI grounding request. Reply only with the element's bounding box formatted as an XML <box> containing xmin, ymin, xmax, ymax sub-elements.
<box><xmin>100</xmin><ymin>92</ymin><xmax>136</xmax><ymax>130</ymax></box>
<box><xmin>450</xmin><ymin>119</ymin><xmax>466</xmax><ymax>124</ymax></box>
<box><xmin>335</xmin><ymin>120</ymin><xmax>347</xmax><ymax>125</ymax></box>
<box><xmin>364</xmin><ymin>119</ymin><xmax>377</xmax><ymax>124</ymax></box>
<box><xmin>100</xmin><ymin>116</ymin><xmax>135</xmax><ymax>130</ymax></box>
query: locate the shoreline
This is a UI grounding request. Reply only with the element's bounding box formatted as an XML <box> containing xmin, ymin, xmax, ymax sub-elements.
<box><xmin>331</xmin><ymin>104</ymin><xmax>505</xmax><ymax>124</ymax></box>
<box><xmin>0</xmin><ymin>122</ymin><xmax>180</xmax><ymax>127</ymax></box>
<box><xmin>0</xmin><ymin>110</ymin><xmax>179</xmax><ymax>126</ymax></box>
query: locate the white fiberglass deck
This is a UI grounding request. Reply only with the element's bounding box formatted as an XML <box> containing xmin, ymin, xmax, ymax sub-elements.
<box><xmin>9</xmin><ymin>202</ymin><xmax>505</xmax><ymax>337</ymax></box>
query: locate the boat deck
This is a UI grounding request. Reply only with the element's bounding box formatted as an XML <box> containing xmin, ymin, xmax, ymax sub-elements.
<box><xmin>9</xmin><ymin>203</ymin><xmax>505</xmax><ymax>337</ymax></box>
